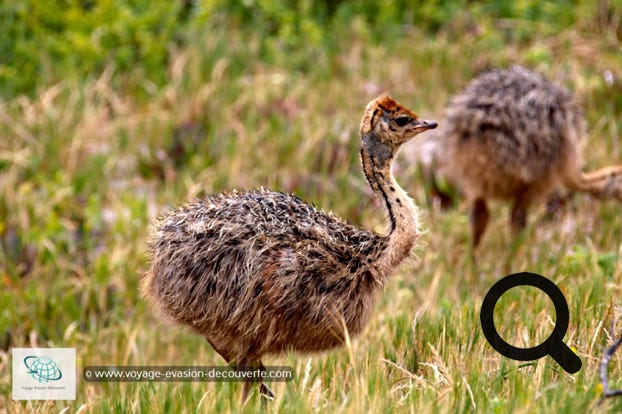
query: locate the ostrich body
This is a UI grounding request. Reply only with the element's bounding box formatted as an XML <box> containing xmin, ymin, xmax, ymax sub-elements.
<box><xmin>142</xmin><ymin>96</ymin><xmax>437</xmax><ymax>399</ymax></box>
<box><xmin>436</xmin><ymin>66</ymin><xmax>622</xmax><ymax>247</ymax></box>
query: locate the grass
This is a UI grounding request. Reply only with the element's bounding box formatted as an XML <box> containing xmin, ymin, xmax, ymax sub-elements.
<box><xmin>1</xmin><ymin>10</ymin><xmax>622</xmax><ymax>413</ymax></box>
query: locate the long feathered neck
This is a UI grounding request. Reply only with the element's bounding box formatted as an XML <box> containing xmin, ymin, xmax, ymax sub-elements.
<box><xmin>569</xmin><ymin>166</ymin><xmax>622</xmax><ymax>201</ymax></box>
<box><xmin>361</xmin><ymin>132</ymin><xmax>419</xmax><ymax>270</ymax></box>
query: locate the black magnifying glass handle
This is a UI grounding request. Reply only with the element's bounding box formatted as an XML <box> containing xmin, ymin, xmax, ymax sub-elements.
<box><xmin>548</xmin><ymin>341</ymin><xmax>582</xmax><ymax>374</ymax></box>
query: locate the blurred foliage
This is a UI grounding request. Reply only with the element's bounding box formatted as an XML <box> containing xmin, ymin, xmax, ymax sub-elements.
<box><xmin>1</xmin><ymin>0</ymin><xmax>621</xmax><ymax>98</ymax></box>
<box><xmin>0</xmin><ymin>0</ymin><xmax>184</xmax><ymax>97</ymax></box>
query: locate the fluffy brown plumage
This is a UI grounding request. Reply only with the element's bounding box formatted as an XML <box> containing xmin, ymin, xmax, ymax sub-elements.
<box><xmin>142</xmin><ymin>96</ymin><xmax>437</xmax><ymax>399</ymax></box>
<box><xmin>435</xmin><ymin>66</ymin><xmax>622</xmax><ymax>247</ymax></box>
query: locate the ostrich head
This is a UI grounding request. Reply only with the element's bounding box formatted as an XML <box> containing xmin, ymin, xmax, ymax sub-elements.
<box><xmin>360</xmin><ymin>95</ymin><xmax>437</xmax><ymax>161</ymax></box>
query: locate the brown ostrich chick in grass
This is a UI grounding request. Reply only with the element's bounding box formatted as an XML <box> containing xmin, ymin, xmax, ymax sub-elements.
<box><xmin>142</xmin><ymin>96</ymin><xmax>438</xmax><ymax>400</ymax></box>
<box><xmin>435</xmin><ymin>66</ymin><xmax>622</xmax><ymax>248</ymax></box>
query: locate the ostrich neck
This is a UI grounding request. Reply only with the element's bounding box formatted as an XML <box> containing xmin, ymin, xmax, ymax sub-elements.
<box><xmin>360</xmin><ymin>134</ymin><xmax>419</xmax><ymax>270</ymax></box>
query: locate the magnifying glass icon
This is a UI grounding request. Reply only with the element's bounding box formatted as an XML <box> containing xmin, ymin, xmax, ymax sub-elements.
<box><xmin>480</xmin><ymin>272</ymin><xmax>582</xmax><ymax>374</ymax></box>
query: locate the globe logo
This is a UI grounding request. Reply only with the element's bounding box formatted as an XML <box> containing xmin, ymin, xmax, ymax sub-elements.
<box><xmin>24</xmin><ymin>356</ymin><xmax>63</xmax><ymax>383</ymax></box>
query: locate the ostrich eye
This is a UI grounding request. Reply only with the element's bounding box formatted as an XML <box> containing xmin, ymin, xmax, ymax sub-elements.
<box><xmin>394</xmin><ymin>116</ymin><xmax>410</xmax><ymax>127</ymax></box>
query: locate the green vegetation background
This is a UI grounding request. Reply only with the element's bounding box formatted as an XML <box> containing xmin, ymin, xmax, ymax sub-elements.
<box><xmin>1</xmin><ymin>0</ymin><xmax>621</xmax><ymax>412</ymax></box>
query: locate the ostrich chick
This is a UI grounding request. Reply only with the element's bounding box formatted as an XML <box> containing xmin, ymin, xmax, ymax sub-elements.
<box><xmin>436</xmin><ymin>66</ymin><xmax>622</xmax><ymax>247</ymax></box>
<box><xmin>142</xmin><ymin>96</ymin><xmax>437</xmax><ymax>400</ymax></box>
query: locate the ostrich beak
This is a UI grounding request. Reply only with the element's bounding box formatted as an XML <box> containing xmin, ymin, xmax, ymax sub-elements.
<box><xmin>415</xmin><ymin>118</ymin><xmax>438</xmax><ymax>131</ymax></box>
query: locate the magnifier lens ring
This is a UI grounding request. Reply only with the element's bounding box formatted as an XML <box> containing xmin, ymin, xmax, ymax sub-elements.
<box><xmin>480</xmin><ymin>272</ymin><xmax>570</xmax><ymax>359</ymax></box>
